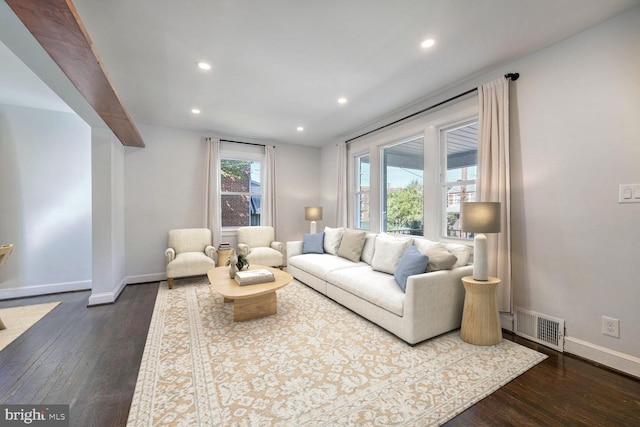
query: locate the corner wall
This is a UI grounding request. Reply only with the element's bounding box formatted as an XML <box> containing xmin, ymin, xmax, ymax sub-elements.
<box><xmin>89</xmin><ymin>127</ymin><xmax>126</xmax><ymax>305</ymax></box>
<box><xmin>124</xmin><ymin>124</ymin><xmax>321</xmax><ymax>282</ymax></box>
<box><xmin>0</xmin><ymin>104</ymin><xmax>92</xmax><ymax>299</ymax></box>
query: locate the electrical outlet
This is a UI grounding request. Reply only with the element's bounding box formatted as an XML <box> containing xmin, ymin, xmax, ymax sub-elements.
<box><xmin>602</xmin><ymin>316</ymin><xmax>620</xmax><ymax>338</ymax></box>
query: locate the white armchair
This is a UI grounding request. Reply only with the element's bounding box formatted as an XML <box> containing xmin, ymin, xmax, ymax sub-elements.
<box><xmin>237</xmin><ymin>226</ymin><xmax>284</xmax><ymax>269</ymax></box>
<box><xmin>165</xmin><ymin>228</ymin><xmax>217</xmax><ymax>289</ymax></box>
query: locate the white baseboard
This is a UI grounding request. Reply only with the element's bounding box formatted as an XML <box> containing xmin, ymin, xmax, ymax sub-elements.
<box><xmin>0</xmin><ymin>280</ymin><xmax>91</xmax><ymax>300</ymax></box>
<box><xmin>125</xmin><ymin>272</ymin><xmax>166</xmax><ymax>284</ymax></box>
<box><xmin>87</xmin><ymin>277</ymin><xmax>127</xmax><ymax>306</ymax></box>
<box><xmin>564</xmin><ymin>336</ymin><xmax>640</xmax><ymax>379</ymax></box>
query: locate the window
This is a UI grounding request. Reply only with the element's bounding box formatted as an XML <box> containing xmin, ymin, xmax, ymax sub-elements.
<box><xmin>355</xmin><ymin>154</ymin><xmax>370</xmax><ymax>230</ymax></box>
<box><xmin>381</xmin><ymin>136</ymin><xmax>424</xmax><ymax>235</ymax></box>
<box><xmin>442</xmin><ymin>121</ymin><xmax>477</xmax><ymax>239</ymax></box>
<box><xmin>220</xmin><ymin>158</ymin><xmax>262</xmax><ymax>227</ymax></box>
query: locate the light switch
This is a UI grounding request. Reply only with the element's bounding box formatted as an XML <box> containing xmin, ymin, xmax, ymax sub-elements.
<box><xmin>620</xmin><ymin>184</ymin><xmax>640</xmax><ymax>203</ymax></box>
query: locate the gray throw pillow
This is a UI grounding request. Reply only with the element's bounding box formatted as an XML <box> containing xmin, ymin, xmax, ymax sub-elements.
<box><xmin>337</xmin><ymin>229</ymin><xmax>367</xmax><ymax>262</ymax></box>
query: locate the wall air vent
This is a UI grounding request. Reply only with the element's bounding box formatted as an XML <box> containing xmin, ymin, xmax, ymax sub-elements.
<box><xmin>515</xmin><ymin>307</ymin><xmax>564</xmax><ymax>352</ymax></box>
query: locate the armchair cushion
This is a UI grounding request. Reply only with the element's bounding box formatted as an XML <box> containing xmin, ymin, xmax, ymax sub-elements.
<box><xmin>237</xmin><ymin>226</ymin><xmax>284</xmax><ymax>267</ymax></box>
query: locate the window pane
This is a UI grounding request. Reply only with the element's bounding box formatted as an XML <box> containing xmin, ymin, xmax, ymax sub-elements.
<box><xmin>221</xmin><ymin>159</ymin><xmax>262</xmax><ymax>226</ymax></box>
<box><xmin>445</xmin><ymin>184</ymin><xmax>476</xmax><ymax>238</ymax></box>
<box><xmin>221</xmin><ymin>195</ymin><xmax>251</xmax><ymax>227</ymax></box>
<box><xmin>356</xmin><ymin>155</ymin><xmax>370</xmax><ymax>229</ymax></box>
<box><xmin>382</xmin><ymin>137</ymin><xmax>423</xmax><ymax>235</ymax></box>
<box><xmin>221</xmin><ymin>160</ymin><xmax>250</xmax><ymax>192</ymax></box>
<box><xmin>444</xmin><ymin>122</ymin><xmax>477</xmax><ymax>239</ymax></box>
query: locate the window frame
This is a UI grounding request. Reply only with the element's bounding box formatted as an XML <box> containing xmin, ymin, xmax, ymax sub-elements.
<box><xmin>353</xmin><ymin>152</ymin><xmax>370</xmax><ymax>230</ymax></box>
<box><xmin>379</xmin><ymin>135</ymin><xmax>424</xmax><ymax>235</ymax></box>
<box><xmin>346</xmin><ymin>95</ymin><xmax>477</xmax><ymax>241</ymax></box>
<box><xmin>219</xmin><ymin>146</ymin><xmax>265</xmax><ymax>230</ymax></box>
<box><xmin>439</xmin><ymin>118</ymin><xmax>478</xmax><ymax>242</ymax></box>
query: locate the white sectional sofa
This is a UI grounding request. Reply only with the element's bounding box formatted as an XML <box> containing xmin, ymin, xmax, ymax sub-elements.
<box><xmin>287</xmin><ymin>227</ymin><xmax>473</xmax><ymax>345</ymax></box>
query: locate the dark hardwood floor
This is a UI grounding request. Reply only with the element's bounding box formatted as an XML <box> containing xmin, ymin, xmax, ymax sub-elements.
<box><xmin>0</xmin><ymin>283</ymin><xmax>158</xmax><ymax>427</ymax></box>
<box><xmin>1</xmin><ymin>282</ymin><xmax>638</xmax><ymax>426</ymax></box>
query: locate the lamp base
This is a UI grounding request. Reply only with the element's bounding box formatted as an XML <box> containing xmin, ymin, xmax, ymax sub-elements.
<box><xmin>473</xmin><ymin>233</ymin><xmax>489</xmax><ymax>281</ymax></box>
<box><xmin>310</xmin><ymin>221</ymin><xmax>317</xmax><ymax>234</ymax></box>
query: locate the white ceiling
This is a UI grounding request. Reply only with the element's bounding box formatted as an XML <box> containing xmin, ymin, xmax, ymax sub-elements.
<box><xmin>3</xmin><ymin>0</ymin><xmax>639</xmax><ymax>147</ymax></box>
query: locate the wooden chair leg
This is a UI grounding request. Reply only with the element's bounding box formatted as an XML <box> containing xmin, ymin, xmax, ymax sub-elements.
<box><xmin>168</xmin><ymin>278</ymin><xmax>173</xmax><ymax>289</ymax></box>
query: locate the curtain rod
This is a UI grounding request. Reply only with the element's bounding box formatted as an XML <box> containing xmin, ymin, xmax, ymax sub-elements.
<box><xmin>345</xmin><ymin>72</ymin><xmax>519</xmax><ymax>144</ymax></box>
<box><xmin>220</xmin><ymin>139</ymin><xmax>275</xmax><ymax>147</ymax></box>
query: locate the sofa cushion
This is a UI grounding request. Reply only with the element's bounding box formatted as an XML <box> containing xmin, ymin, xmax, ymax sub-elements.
<box><xmin>445</xmin><ymin>243</ymin><xmax>473</xmax><ymax>268</ymax></box>
<box><xmin>413</xmin><ymin>239</ymin><xmax>458</xmax><ymax>272</ymax></box>
<box><xmin>394</xmin><ymin>246</ymin><xmax>429</xmax><ymax>292</ymax></box>
<box><xmin>370</xmin><ymin>235</ymin><xmax>412</xmax><ymax>274</ymax></box>
<box><xmin>303</xmin><ymin>232</ymin><xmax>324</xmax><ymax>254</ymax></box>
<box><xmin>360</xmin><ymin>234</ymin><xmax>377</xmax><ymax>264</ymax></box>
<box><xmin>323</xmin><ymin>227</ymin><xmax>344</xmax><ymax>255</ymax></box>
<box><xmin>337</xmin><ymin>229</ymin><xmax>367</xmax><ymax>262</ymax></box>
<box><xmin>327</xmin><ymin>266</ymin><xmax>405</xmax><ymax>316</ymax></box>
<box><xmin>288</xmin><ymin>253</ymin><xmax>365</xmax><ymax>280</ymax></box>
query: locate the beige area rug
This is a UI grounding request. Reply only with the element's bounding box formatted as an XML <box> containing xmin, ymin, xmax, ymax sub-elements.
<box><xmin>0</xmin><ymin>301</ymin><xmax>60</xmax><ymax>352</ymax></box>
<box><xmin>127</xmin><ymin>278</ymin><xmax>546</xmax><ymax>426</ymax></box>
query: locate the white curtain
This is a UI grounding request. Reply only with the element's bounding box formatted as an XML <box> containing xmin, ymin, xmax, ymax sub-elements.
<box><xmin>477</xmin><ymin>77</ymin><xmax>512</xmax><ymax>312</ymax></box>
<box><xmin>204</xmin><ymin>137</ymin><xmax>222</xmax><ymax>247</ymax></box>
<box><xmin>335</xmin><ymin>142</ymin><xmax>348</xmax><ymax>227</ymax></box>
<box><xmin>263</xmin><ymin>145</ymin><xmax>277</xmax><ymax>228</ymax></box>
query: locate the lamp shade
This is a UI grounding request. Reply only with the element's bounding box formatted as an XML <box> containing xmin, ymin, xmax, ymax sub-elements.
<box><xmin>304</xmin><ymin>206</ymin><xmax>323</xmax><ymax>221</ymax></box>
<box><xmin>461</xmin><ymin>202</ymin><xmax>501</xmax><ymax>234</ymax></box>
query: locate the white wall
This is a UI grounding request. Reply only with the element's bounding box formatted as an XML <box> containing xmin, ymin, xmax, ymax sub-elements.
<box><xmin>124</xmin><ymin>124</ymin><xmax>321</xmax><ymax>282</ymax></box>
<box><xmin>89</xmin><ymin>128</ymin><xmax>127</xmax><ymax>305</ymax></box>
<box><xmin>509</xmin><ymin>7</ymin><xmax>640</xmax><ymax>362</ymax></box>
<box><xmin>321</xmin><ymin>7</ymin><xmax>640</xmax><ymax>373</ymax></box>
<box><xmin>0</xmin><ymin>104</ymin><xmax>92</xmax><ymax>298</ymax></box>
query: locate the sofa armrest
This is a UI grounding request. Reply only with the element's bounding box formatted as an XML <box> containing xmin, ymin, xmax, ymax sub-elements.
<box><xmin>205</xmin><ymin>245</ymin><xmax>217</xmax><ymax>260</ymax></box>
<box><xmin>286</xmin><ymin>241</ymin><xmax>303</xmax><ymax>259</ymax></box>
<box><xmin>237</xmin><ymin>243</ymin><xmax>249</xmax><ymax>257</ymax></box>
<box><xmin>165</xmin><ymin>248</ymin><xmax>175</xmax><ymax>264</ymax></box>
<box><xmin>403</xmin><ymin>265</ymin><xmax>473</xmax><ymax>339</ymax></box>
<box><xmin>271</xmin><ymin>241</ymin><xmax>284</xmax><ymax>253</ymax></box>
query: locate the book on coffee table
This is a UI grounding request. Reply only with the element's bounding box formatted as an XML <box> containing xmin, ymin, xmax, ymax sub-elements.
<box><xmin>235</xmin><ymin>269</ymin><xmax>275</xmax><ymax>285</ymax></box>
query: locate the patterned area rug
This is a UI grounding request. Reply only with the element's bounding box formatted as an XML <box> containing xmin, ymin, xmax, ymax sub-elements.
<box><xmin>127</xmin><ymin>278</ymin><xmax>546</xmax><ymax>426</ymax></box>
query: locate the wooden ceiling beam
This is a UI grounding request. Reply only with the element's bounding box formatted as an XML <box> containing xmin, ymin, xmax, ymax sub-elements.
<box><xmin>6</xmin><ymin>0</ymin><xmax>145</xmax><ymax>147</ymax></box>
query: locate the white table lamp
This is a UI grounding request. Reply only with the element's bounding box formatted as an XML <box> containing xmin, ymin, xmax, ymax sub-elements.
<box><xmin>305</xmin><ymin>206</ymin><xmax>323</xmax><ymax>233</ymax></box>
<box><xmin>461</xmin><ymin>202</ymin><xmax>501</xmax><ymax>281</ymax></box>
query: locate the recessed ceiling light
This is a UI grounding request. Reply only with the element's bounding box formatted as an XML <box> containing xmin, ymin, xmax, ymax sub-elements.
<box><xmin>421</xmin><ymin>38</ymin><xmax>435</xmax><ymax>48</ymax></box>
<box><xmin>337</xmin><ymin>97</ymin><xmax>347</xmax><ymax>104</ymax></box>
<box><xmin>297</xmin><ymin>126</ymin><xmax>304</xmax><ymax>132</ymax></box>
<box><xmin>197</xmin><ymin>62</ymin><xmax>211</xmax><ymax>70</ymax></box>
<box><xmin>191</xmin><ymin>108</ymin><xmax>201</xmax><ymax>114</ymax></box>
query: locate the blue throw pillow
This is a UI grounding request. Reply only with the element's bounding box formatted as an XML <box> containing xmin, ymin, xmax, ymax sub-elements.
<box><xmin>303</xmin><ymin>232</ymin><xmax>325</xmax><ymax>254</ymax></box>
<box><xmin>394</xmin><ymin>246</ymin><xmax>429</xmax><ymax>292</ymax></box>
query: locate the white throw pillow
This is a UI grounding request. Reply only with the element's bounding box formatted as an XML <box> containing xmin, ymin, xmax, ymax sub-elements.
<box><xmin>323</xmin><ymin>227</ymin><xmax>344</xmax><ymax>255</ymax></box>
<box><xmin>445</xmin><ymin>243</ymin><xmax>473</xmax><ymax>268</ymax></box>
<box><xmin>360</xmin><ymin>234</ymin><xmax>377</xmax><ymax>264</ymax></box>
<box><xmin>370</xmin><ymin>235</ymin><xmax>412</xmax><ymax>274</ymax></box>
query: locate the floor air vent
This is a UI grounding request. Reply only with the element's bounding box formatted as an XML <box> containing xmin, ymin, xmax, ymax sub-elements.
<box><xmin>515</xmin><ymin>307</ymin><xmax>564</xmax><ymax>352</ymax></box>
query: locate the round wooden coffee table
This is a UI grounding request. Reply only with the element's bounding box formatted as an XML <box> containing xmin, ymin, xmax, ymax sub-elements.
<box><xmin>207</xmin><ymin>265</ymin><xmax>292</xmax><ymax>322</ymax></box>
